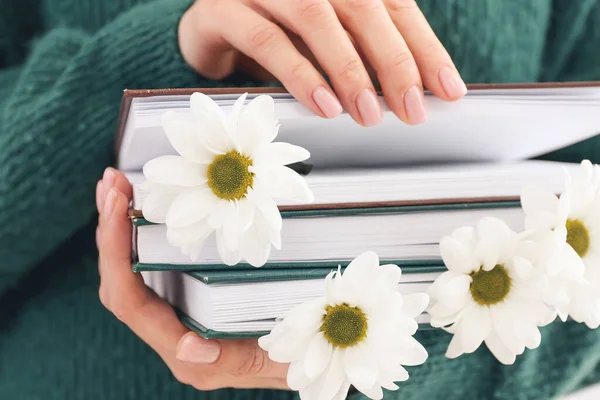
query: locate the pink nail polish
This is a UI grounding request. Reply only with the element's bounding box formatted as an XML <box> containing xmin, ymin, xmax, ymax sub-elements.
<box><xmin>176</xmin><ymin>335</ymin><xmax>221</xmax><ymax>364</ymax></box>
<box><xmin>439</xmin><ymin>65</ymin><xmax>467</xmax><ymax>99</ymax></box>
<box><xmin>404</xmin><ymin>86</ymin><xmax>427</xmax><ymax>125</ymax></box>
<box><xmin>104</xmin><ymin>188</ymin><xmax>117</xmax><ymax>219</ymax></box>
<box><xmin>312</xmin><ymin>87</ymin><xmax>343</xmax><ymax>119</ymax></box>
<box><xmin>356</xmin><ymin>89</ymin><xmax>383</xmax><ymax>126</ymax></box>
<box><xmin>103</xmin><ymin>168</ymin><xmax>116</xmax><ymax>194</ymax></box>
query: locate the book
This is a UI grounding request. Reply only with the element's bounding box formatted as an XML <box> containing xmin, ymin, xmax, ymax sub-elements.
<box><xmin>141</xmin><ymin>269</ymin><xmax>440</xmax><ymax>338</ymax></box>
<box><xmin>128</xmin><ymin>161</ymin><xmax>578</xmax><ymax>270</ymax></box>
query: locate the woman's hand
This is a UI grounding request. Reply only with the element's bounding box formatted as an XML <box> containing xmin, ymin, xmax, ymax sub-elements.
<box><xmin>96</xmin><ymin>168</ymin><xmax>289</xmax><ymax>390</ymax></box>
<box><xmin>179</xmin><ymin>0</ymin><xmax>466</xmax><ymax>126</ymax></box>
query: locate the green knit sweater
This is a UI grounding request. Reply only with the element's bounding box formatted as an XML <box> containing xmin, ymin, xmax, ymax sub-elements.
<box><xmin>2</xmin><ymin>0</ymin><xmax>600</xmax><ymax>399</ymax></box>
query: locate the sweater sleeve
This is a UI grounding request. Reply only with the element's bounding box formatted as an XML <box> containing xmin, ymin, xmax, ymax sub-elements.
<box><xmin>0</xmin><ymin>0</ymin><xmax>208</xmax><ymax>297</ymax></box>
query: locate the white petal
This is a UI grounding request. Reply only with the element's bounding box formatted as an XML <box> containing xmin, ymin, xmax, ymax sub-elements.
<box><xmin>254</xmin><ymin>142</ymin><xmax>311</xmax><ymax>166</ymax></box>
<box><xmin>485</xmin><ymin>331</ymin><xmax>516</xmax><ymax>365</ymax></box>
<box><xmin>189</xmin><ymin>92</ymin><xmax>232</xmax><ymax>153</ymax></box>
<box><xmin>459</xmin><ymin>305</ymin><xmax>491</xmax><ymax>353</ymax></box>
<box><xmin>253</xmin><ymin>165</ymin><xmax>314</xmax><ymax>202</ymax></box>
<box><xmin>445</xmin><ymin>332</ymin><xmax>464</xmax><ymax>359</ymax></box>
<box><xmin>332</xmin><ymin>381</ymin><xmax>352</xmax><ymax>400</ymax></box>
<box><xmin>236</xmin><ymin>198</ymin><xmax>255</xmax><ymax>231</ymax></box>
<box><xmin>238</xmin><ymin>222</ymin><xmax>272</xmax><ymax>267</ymax></box>
<box><xmin>166</xmin><ymin>221</ymin><xmax>213</xmax><ymax>248</ymax></box>
<box><xmin>166</xmin><ymin>188</ymin><xmax>217</xmax><ymax>228</ymax></box>
<box><xmin>162</xmin><ymin>111</ymin><xmax>215</xmax><ymax>163</ymax></box>
<box><xmin>266</xmin><ymin>331</ymin><xmax>314</xmax><ymax>363</ymax></box>
<box><xmin>343</xmin><ymin>343</ymin><xmax>379</xmax><ymax>390</ymax></box>
<box><xmin>303</xmin><ymin>332</ymin><xmax>333</xmax><ymax>380</ymax></box>
<box><xmin>287</xmin><ymin>360</ymin><xmax>312</xmax><ymax>390</ymax></box>
<box><xmin>402</xmin><ymin>293</ymin><xmax>430</xmax><ymax>318</ymax></box>
<box><xmin>246</xmin><ymin>186</ymin><xmax>282</xmax><ymax>232</ymax></box>
<box><xmin>299</xmin><ymin>352</ymin><xmax>346</xmax><ymax>400</ymax></box>
<box><xmin>143</xmin><ymin>156</ymin><xmax>208</xmax><ymax>186</ymax></box>
<box><xmin>235</xmin><ymin>95</ymin><xmax>278</xmax><ymax>154</ymax></box>
<box><xmin>207</xmin><ymin>199</ymin><xmax>235</xmax><ymax>229</ymax></box>
<box><xmin>395</xmin><ymin>336</ymin><xmax>428</xmax><ymax>366</ymax></box>
<box><xmin>141</xmin><ymin>184</ymin><xmax>182</xmax><ymax>223</ymax></box>
<box><xmin>357</xmin><ymin>383</ymin><xmax>384</xmax><ymax>400</ymax></box>
<box><xmin>521</xmin><ymin>186</ymin><xmax>559</xmax><ymax>221</ymax></box>
<box><xmin>215</xmin><ymin>228</ymin><xmax>241</xmax><ymax>265</ymax></box>
<box><xmin>512</xmin><ymin>256</ymin><xmax>533</xmax><ymax>281</ymax></box>
<box><xmin>439</xmin><ymin>236</ymin><xmax>478</xmax><ymax>274</ymax></box>
<box><xmin>450</xmin><ymin>226</ymin><xmax>478</xmax><ymax>251</ymax></box>
<box><xmin>221</xmin><ymin>202</ymin><xmax>242</xmax><ymax>250</ymax></box>
<box><xmin>373</xmin><ymin>263</ymin><xmax>402</xmax><ymax>292</ymax></box>
<box><xmin>343</xmin><ymin>251</ymin><xmax>379</xmax><ymax>287</ymax></box>
<box><xmin>227</xmin><ymin>93</ymin><xmax>247</xmax><ymax>137</ymax></box>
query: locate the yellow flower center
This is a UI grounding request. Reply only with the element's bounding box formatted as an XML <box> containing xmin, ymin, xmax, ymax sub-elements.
<box><xmin>470</xmin><ymin>264</ymin><xmax>512</xmax><ymax>306</ymax></box>
<box><xmin>566</xmin><ymin>219</ymin><xmax>590</xmax><ymax>258</ymax></box>
<box><xmin>320</xmin><ymin>303</ymin><xmax>367</xmax><ymax>348</ymax></box>
<box><xmin>207</xmin><ymin>151</ymin><xmax>253</xmax><ymax>200</ymax></box>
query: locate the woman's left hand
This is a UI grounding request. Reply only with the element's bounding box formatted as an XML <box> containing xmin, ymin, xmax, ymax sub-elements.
<box><xmin>95</xmin><ymin>168</ymin><xmax>289</xmax><ymax>390</ymax></box>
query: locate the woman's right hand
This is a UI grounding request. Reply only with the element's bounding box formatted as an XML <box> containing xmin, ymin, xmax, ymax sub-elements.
<box><xmin>178</xmin><ymin>0</ymin><xmax>467</xmax><ymax>127</ymax></box>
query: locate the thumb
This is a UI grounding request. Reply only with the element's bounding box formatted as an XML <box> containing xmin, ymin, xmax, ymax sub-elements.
<box><xmin>176</xmin><ymin>333</ymin><xmax>289</xmax><ymax>380</ymax></box>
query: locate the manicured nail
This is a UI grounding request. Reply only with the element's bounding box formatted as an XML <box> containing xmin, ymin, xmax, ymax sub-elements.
<box><xmin>103</xmin><ymin>168</ymin><xmax>116</xmax><ymax>194</ymax></box>
<box><xmin>356</xmin><ymin>89</ymin><xmax>383</xmax><ymax>126</ymax></box>
<box><xmin>312</xmin><ymin>87</ymin><xmax>343</xmax><ymax>119</ymax></box>
<box><xmin>439</xmin><ymin>65</ymin><xmax>467</xmax><ymax>99</ymax></box>
<box><xmin>404</xmin><ymin>86</ymin><xmax>427</xmax><ymax>125</ymax></box>
<box><xmin>104</xmin><ymin>188</ymin><xmax>117</xmax><ymax>219</ymax></box>
<box><xmin>176</xmin><ymin>335</ymin><xmax>221</xmax><ymax>364</ymax></box>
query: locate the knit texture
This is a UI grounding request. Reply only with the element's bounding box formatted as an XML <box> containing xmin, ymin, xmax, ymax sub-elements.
<box><xmin>1</xmin><ymin>0</ymin><xmax>600</xmax><ymax>399</ymax></box>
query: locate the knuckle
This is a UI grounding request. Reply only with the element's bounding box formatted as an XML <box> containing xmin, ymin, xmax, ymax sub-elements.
<box><xmin>345</xmin><ymin>0</ymin><xmax>384</xmax><ymax>12</ymax></box>
<box><xmin>384</xmin><ymin>0</ymin><xmax>417</xmax><ymax>13</ymax></box>
<box><xmin>247</xmin><ymin>24</ymin><xmax>281</xmax><ymax>53</ymax></box>
<box><xmin>236</xmin><ymin>346</ymin><xmax>270</xmax><ymax>376</ymax></box>
<box><xmin>296</xmin><ymin>0</ymin><xmax>331</xmax><ymax>25</ymax></box>
<box><xmin>288</xmin><ymin>61</ymin><xmax>311</xmax><ymax>82</ymax></box>
<box><xmin>385</xmin><ymin>51</ymin><xmax>417</xmax><ymax>75</ymax></box>
<box><xmin>337</xmin><ymin>58</ymin><xmax>365</xmax><ymax>84</ymax></box>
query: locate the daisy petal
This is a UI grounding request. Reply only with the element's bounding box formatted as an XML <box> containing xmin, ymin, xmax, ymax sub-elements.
<box><xmin>459</xmin><ymin>305</ymin><xmax>491</xmax><ymax>354</ymax></box>
<box><xmin>343</xmin><ymin>343</ymin><xmax>379</xmax><ymax>390</ymax></box>
<box><xmin>445</xmin><ymin>333</ymin><xmax>464</xmax><ymax>359</ymax></box>
<box><xmin>402</xmin><ymin>293</ymin><xmax>430</xmax><ymax>318</ymax></box>
<box><xmin>238</xmin><ymin>223</ymin><xmax>272</xmax><ymax>267</ymax></box>
<box><xmin>162</xmin><ymin>111</ymin><xmax>214</xmax><ymax>163</ymax></box>
<box><xmin>485</xmin><ymin>331</ymin><xmax>516</xmax><ymax>365</ymax></box>
<box><xmin>227</xmin><ymin>92</ymin><xmax>247</xmax><ymax>137</ymax></box>
<box><xmin>358</xmin><ymin>383</ymin><xmax>384</xmax><ymax>400</ymax></box>
<box><xmin>395</xmin><ymin>337</ymin><xmax>428</xmax><ymax>366</ymax></box>
<box><xmin>235</xmin><ymin>95</ymin><xmax>278</xmax><ymax>154</ymax></box>
<box><xmin>166</xmin><ymin>188</ymin><xmax>217</xmax><ymax>228</ymax></box>
<box><xmin>141</xmin><ymin>184</ymin><xmax>182</xmax><ymax>223</ymax></box>
<box><xmin>166</xmin><ymin>221</ymin><xmax>213</xmax><ymax>247</ymax></box>
<box><xmin>521</xmin><ymin>185</ymin><xmax>559</xmax><ymax>219</ymax></box>
<box><xmin>254</xmin><ymin>165</ymin><xmax>314</xmax><ymax>202</ymax></box>
<box><xmin>216</xmin><ymin>228</ymin><xmax>241</xmax><ymax>265</ymax></box>
<box><xmin>246</xmin><ymin>186</ymin><xmax>282</xmax><ymax>232</ymax></box>
<box><xmin>236</xmin><ymin>198</ymin><xmax>255</xmax><ymax>231</ymax></box>
<box><xmin>286</xmin><ymin>360</ymin><xmax>312</xmax><ymax>391</ymax></box>
<box><xmin>303</xmin><ymin>332</ymin><xmax>333</xmax><ymax>380</ymax></box>
<box><xmin>439</xmin><ymin>237</ymin><xmax>478</xmax><ymax>274</ymax></box>
<box><xmin>254</xmin><ymin>142</ymin><xmax>311</xmax><ymax>167</ymax></box>
<box><xmin>343</xmin><ymin>251</ymin><xmax>379</xmax><ymax>286</ymax></box>
<box><xmin>207</xmin><ymin>200</ymin><xmax>235</xmax><ymax>229</ymax></box>
<box><xmin>143</xmin><ymin>156</ymin><xmax>208</xmax><ymax>187</ymax></box>
<box><xmin>189</xmin><ymin>92</ymin><xmax>232</xmax><ymax>153</ymax></box>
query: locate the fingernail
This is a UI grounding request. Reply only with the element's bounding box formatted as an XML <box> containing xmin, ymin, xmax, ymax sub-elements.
<box><xmin>103</xmin><ymin>168</ymin><xmax>116</xmax><ymax>194</ymax></box>
<box><xmin>439</xmin><ymin>65</ymin><xmax>467</xmax><ymax>99</ymax></box>
<box><xmin>312</xmin><ymin>87</ymin><xmax>343</xmax><ymax>119</ymax></box>
<box><xmin>104</xmin><ymin>188</ymin><xmax>117</xmax><ymax>219</ymax></box>
<box><xmin>176</xmin><ymin>335</ymin><xmax>221</xmax><ymax>364</ymax></box>
<box><xmin>356</xmin><ymin>89</ymin><xmax>383</xmax><ymax>126</ymax></box>
<box><xmin>404</xmin><ymin>86</ymin><xmax>427</xmax><ymax>125</ymax></box>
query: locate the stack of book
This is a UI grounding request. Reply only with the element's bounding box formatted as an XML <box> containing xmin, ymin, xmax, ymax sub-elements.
<box><xmin>117</xmin><ymin>83</ymin><xmax>600</xmax><ymax>338</ymax></box>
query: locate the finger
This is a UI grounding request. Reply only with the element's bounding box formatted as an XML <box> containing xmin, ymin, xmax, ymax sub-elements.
<box><xmin>383</xmin><ymin>0</ymin><xmax>467</xmax><ymax>101</ymax></box>
<box><xmin>214</xmin><ymin>2</ymin><xmax>343</xmax><ymax>120</ymax></box>
<box><xmin>330</xmin><ymin>0</ymin><xmax>425</xmax><ymax>125</ymax></box>
<box><xmin>96</xmin><ymin>180</ymin><xmax>104</xmax><ymax>215</ymax></box>
<box><xmin>99</xmin><ymin>188</ymin><xmax>190</xmax><ymax>357</ymax></box>
<box><xmin>179</xmin><ymin>2</ymin><xmax>238</xmax><ymax>80</ymax></box>
<box><xmin>253</xmin><ymin>0</ymin><xmax>381</xmax><ymax>126</ymax></box>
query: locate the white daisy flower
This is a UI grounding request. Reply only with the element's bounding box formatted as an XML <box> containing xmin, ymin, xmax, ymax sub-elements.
<box><xmin>141</xmin><ymin>93</ymin><xmax>314</xmax><ymax>267</ymax></box>
<box><xmin>521</xmin><ymin>160</ymin><xmax>600</xmax><ymax>328</ymax></box>
<box><xmin>258</xmin><ymin>252</ymin><xmax>429</xmax><ymax>400</ymax></box>
<box><xmin>428</xmin><ymin>217</ymin><xmax>552</xmax><ymax>365</ymax></box>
